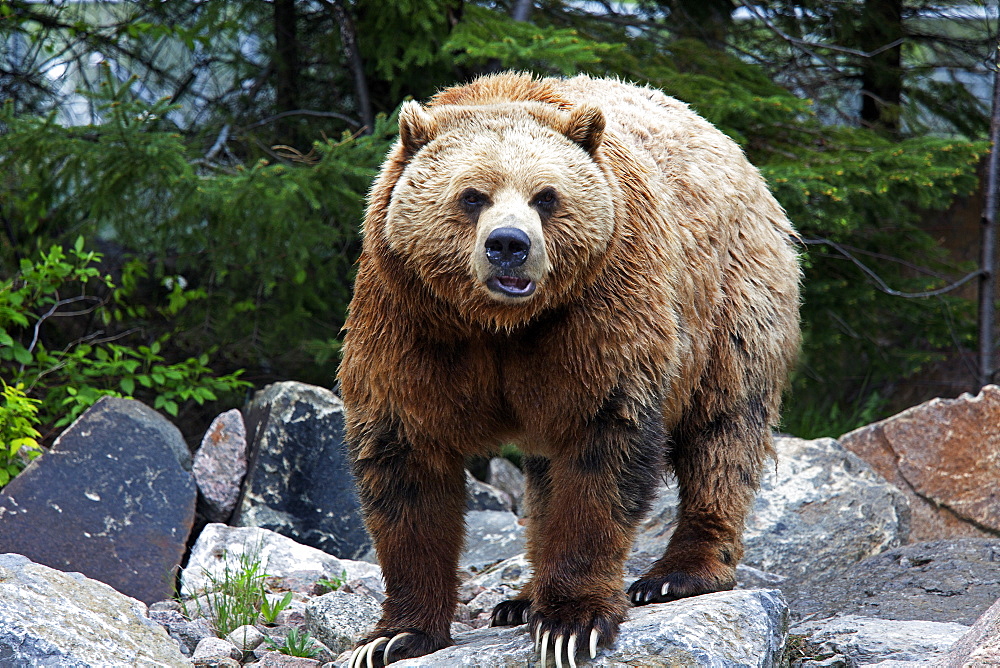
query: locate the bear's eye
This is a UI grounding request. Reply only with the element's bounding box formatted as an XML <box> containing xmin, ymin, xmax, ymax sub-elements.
<box><xmin>459</xmin><ymin>189</ymin><xmax>489</xmax><ymax>212</ymax></box>
<box><xmin>533</xmin><ymin>188</ymin><xmax>559</xmax><ymax>214</ymax></box>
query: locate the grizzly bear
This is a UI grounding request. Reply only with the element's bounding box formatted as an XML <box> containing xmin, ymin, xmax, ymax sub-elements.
<box><xmin>339</xmin><ymin>72</ymin><xmax>800</xmax><ymax>667</ymax></box>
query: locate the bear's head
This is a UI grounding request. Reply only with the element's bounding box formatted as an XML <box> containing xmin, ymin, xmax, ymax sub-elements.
<box><xmin>382</xmin><ymin>100</ymin><xmax>615</xmax><ymax>328</ymax></box>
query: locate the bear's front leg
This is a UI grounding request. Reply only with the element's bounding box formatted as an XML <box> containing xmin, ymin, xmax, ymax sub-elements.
<box><xmin>348</xmin><ymin>422</ymin><xmax>466</xmax><ymax>668</ymax></box>
<box><xmin>500</xmin><ymin>394</ymin><xmax>664</xmax><ymax>666</ymax></box>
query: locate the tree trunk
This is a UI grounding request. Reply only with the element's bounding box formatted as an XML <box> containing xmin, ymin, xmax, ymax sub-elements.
<box><xmin>858</xmin><ymin>0</ymin><xmax>903</xmax><ymax>133</ymax></box>
<box><xmin>978</xmin><ymin>52</ymin><xmax>1000</xmax><ymax>389</ymax></box>
<box><xmin>273</xmin><ymin>0</ymin><xmax>301</xmax><ymax>145</ymax></box>
<box><xmin>330</xmin><ymin>0</ymin><xmax>374</xmax><ymax>134</ymax></box>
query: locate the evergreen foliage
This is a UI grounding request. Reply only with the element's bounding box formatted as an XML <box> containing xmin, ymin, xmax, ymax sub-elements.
<box><xmin>0</xmin><ymin>0</ymin><xmax>994</xmax><ymax>446</ymax></box>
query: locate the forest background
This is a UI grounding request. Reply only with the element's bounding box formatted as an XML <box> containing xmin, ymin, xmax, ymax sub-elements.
<box><xmin>1</xmin><ymin>0</ymin><xmax>997</xmax><ymax>483</ymax></box>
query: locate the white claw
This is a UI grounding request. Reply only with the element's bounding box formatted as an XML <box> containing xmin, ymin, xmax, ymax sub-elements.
<box><xmin>349</xmin><ymin>646</ymin><xmax>363</xmax><ymax>668</ymax></box>
<box><xmin>589</xmin><ymin>628</ymin><xmax>599</xmax><ymax>659</ymax></box>
<box><xmin>521</xmin><ymin>607</ymin><xmax>528</xmax><ymax>624</ymax></box>
<box><xmin>540</xmin><ymin>630</ymin><xmax>551</xmax><ymax>666</ymax></box>
<box><xmin>568</xmin><ymin>634</ymin><xmax>578</xmax><ymax>668</ymax></box>
<box><xmin>555</xmin><ymin>634</ymin><xmax>564</xmax><ymax>668</ymax></box>
<box><xmin>661</xmin><ymin>582</ymin><xmax>670</xmax><ymax>597</ymax></box>
<box><xmin>366</xmin><ymin>637</ymin><xmax>388</xmax><ymax>668</ymax></box>
<box><xmin>533</xmin><ymin>625</ymin><xmax>540</xmax><ymax>653</ymax></box>
<box><xmin>383</xmin><ymin>632</ymin><xmax>411</xmax><ymax>665</ymax></box>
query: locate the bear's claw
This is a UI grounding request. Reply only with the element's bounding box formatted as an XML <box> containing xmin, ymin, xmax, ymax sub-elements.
<box><xmin>534</xmin><ymin>627</ymin><xmax>601</xmax><ymax>668</ymax></box>
<box><xmin>349</xmin><ymin>630</ymin><xmax>440</xmax><ymax>667</ymax></box>
<box><xmin>490</xmin><ymin>599</ymin><xmax>531</xmax><ymax>626</ymax></box>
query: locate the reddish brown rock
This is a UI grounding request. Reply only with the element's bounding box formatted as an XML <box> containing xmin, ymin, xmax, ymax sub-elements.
<box><xmin>940</xmin><ymin>595</ymin><xmax>1000</xmax><ymax>667</ymax></box>
<box><xmin>192</xmin><ymin>409</ymin><xmax>248</xmax><ymax>522</ymax></box>
<box><xmin>841</xmin><ymin>385</ymin><xmax>1000</xmax><ymax>542</ymax></box>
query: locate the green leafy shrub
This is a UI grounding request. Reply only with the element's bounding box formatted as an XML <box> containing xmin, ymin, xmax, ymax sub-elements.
<box><xmin>0</xmin><ymin>381</ymin><xmax>44</xmax><ymax>486</ymax></box>
<box><xmin>1</xmin><ymin>239</ymin><xmax>249</xmax><ymax>444</ymax></box>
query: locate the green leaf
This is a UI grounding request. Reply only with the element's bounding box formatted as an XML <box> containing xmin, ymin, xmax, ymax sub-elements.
<box><xmin>120</xmin><ymin>377</ymin><xmax>135</xmax><ymax>395</ymax></box>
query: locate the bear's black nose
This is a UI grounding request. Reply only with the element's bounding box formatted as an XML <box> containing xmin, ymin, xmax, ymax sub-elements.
<box><xmin>485</xmin><ymin>227</ymin><xmax>531</xmax><ymax>268</ymax></box>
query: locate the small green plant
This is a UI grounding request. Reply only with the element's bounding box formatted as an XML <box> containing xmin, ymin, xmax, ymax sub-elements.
<box><xmin>315</xmin><ymin>569</ymin><xmax>348</xmax><ymax>593</ymax></box>
<box><xmin>266</xmin><ymin>628</ymin><xmax>319</xmax><ymax>658</ymax></box>
<box><xmin>258</xmin><ymin>590</ymin><xmax>294</xmax><ymax>625</ymax></box>
<box><xmin>0</xmin><ymin>381</ymin><xmax>44</xmax><ymax>487</ymax></box>
<box><xmin>198</xmin><ymin>548</ymin><xmax>268</xmax><ymax>637</ymax></box>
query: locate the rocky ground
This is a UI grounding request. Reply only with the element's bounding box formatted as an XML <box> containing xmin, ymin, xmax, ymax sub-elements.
<box><xmin>1</xmin><ymin>381</ymin><xmax>998</xmax><ymax>666</ymax></box>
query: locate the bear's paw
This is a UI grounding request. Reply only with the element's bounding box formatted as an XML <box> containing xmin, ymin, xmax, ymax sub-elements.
<box><xmin>528</xmin><ymin>599</ymin><xmax>624</xmax><ymax>668</ymax></box>
<box><xmin>627</xmin><ymin>567</ymin><xmax>736</xmax><ymax>606</ymax></box>
<box><xmin>348</xmin><ymin>630</ymin><xmax>449</xmax><ymax>668</ymax></box>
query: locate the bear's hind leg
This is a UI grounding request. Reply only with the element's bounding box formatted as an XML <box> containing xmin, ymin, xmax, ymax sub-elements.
<box><xmin>516</xmin><ymin>393</ymin><xmax>664</xmax><ymax>665</ymax></box>
<box><xmin>628</xmin><ymin>395</ymin><xmax>771</xmax><ymax>606</ymax></box>
<box><xmin>349</xmin><ymin>423</ymin><xmax>467</xmax><ymax>666</ymax></box>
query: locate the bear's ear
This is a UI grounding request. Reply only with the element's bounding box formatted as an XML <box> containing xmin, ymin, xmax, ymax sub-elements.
<box><xmin>398</xmin><ymin>101</ymin><xmax>437</xmax><ymax>158</ymax></box>
<box><xmin>562</xmin><ymin>105</ymin><xmax>605</xmax><ymax>155</ymax></box>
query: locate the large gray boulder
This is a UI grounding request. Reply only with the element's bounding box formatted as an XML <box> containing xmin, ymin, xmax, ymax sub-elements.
<box><xmin>382</xmin><ymin>589</ymin><xmax>788</xmax><ymax>667</ymax></box>
<box><xmin>632</xmin><ymin>436</ymin><xmax>910</xmax><ymax>586</ymax></box>
<box><xmin>0</xmin><ymin>396</ymin><xmax>196</xmax><ymax>604</ymax></box>
<box><xmin>233</xmin><ymin>382</ymin><xmax>370</xmax><ymax>560</ymax></box>
<box><xmin>790</xmin><ymin>615</ymin><xmax>970</xmax><ymax>665</ymax></box>
<box><xmin>0</xmin><ymin>553</ymin><xmax>191</xmax><ymax>667</ymax></box>
<box><xmin>788</xmin><ymin>538</ymin><xmax>1000</xmax><ymax>625</ymax></box>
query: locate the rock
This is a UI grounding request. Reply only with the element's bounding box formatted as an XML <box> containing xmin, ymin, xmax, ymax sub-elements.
<box><xmin>303</xmin><ymin>590</ymin><xmax>381</xmax><ymax>654</ymax></box>
<box><xmin>226</xmin><ymin>624</ymin><xmax>266</xmax><ymax>652</ymax></box>
<box><xmin>233</xmin><ymin>381</ymin><xmax>370</xmax><ymax>560</ymax></box>
<box><xmin>150</xmin><ymin>608</ymin><xmax>214</xmax><ymax>656</ymax></box>
<box><xmin>788</xmin><ymin>539</ymin><xmax>1000</xmax><ymax>625</ymax></box>
<box><xmin>389</xmin><ymin>589</ymin><xmax>788</xmax><ymax>666</ymax></box>
<box><xmin>940</xmin><ymin>596</ymin><xmax>1000</xmax><ymax>668</ymax></box>
<box><xmin>632</xmin><ymin>436</ymin><xmax>910</xmax><ymax>586</ymax></box>
<box><xmin>0</xmin><ymin>552</ymin><xmax>191</xmax><ymax>666</ymax></box>
<box><xmin>486</xmin><ymin>457</ymin><xmax>525</xmax><ymax>514</ymax></box>
<box><xmin>460</xmin><ymin>510</ymin><xmax>526</xmax><ymax>572</ymax></box>
<box><xmin>466</xmin><ymin>470</ymin><xmax>513</xmax><ymax>512</ymax></box>
<box><xmin>0</xmin><ymin>396</ymin><xmax>197</xmax><ymax>603</ymax></box>
<box><xmin>193</xmin><ymin>409</ymin><xmax>248</xmax><ymax>523</ymax></box>
<box><xmin>192</xmin><ymin>637</ymin><xmax>241</xmax><ymax>660</ymax></box>
<box><xmin>840</xmin><ymin>384</ymin><xmax>1000</xmax><ymax>541</ymax></box>
<box><xmin>790</xmin><ymin>615</ymin><xmax>970</xmax><ymax>665</ymax></box>
<box><xmin>464</xmin><ymin>553</ymin><xmax>533</xmax><ymax>591</ymax></box>
<box><xmin>253</xmin><ymin>652</ymin><xmax>322</xmax><ymax>667</ymax></box>
<box><xmin>339</xmin><ymin>576</ymin><xmax>386</xmax><ymax>603</ymax></box>
<box><xmin>182</xmin><ymin>524</ymin><xmax>380</xmax><ymax>597</ymax></box>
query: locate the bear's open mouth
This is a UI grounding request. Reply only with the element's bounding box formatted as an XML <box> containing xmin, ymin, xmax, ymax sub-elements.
<box><xmin>487</xmin><ymin>275</ymin><xmax>536</xmax><ymax>297</ymax></box>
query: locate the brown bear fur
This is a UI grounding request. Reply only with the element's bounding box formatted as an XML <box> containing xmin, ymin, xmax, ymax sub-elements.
<box><xmin>339</xmin><ymin>72</ymin><xmax>800</xmax><ymax>664</ymax></box>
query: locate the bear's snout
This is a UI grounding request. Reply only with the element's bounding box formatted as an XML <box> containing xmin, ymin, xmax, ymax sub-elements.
<box><xmin>485</xmin><ymin>227</ymin><xmax>531</xmax><ymax>269</ymax></box>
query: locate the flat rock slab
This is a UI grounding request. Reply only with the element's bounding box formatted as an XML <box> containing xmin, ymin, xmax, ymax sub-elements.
<box><xmin>0</xmin><ymin>396</ymin><xmax>196</xmax><ymax>604</ymax></box>
<box><xmin>233</xmin><ymin>382</ymin><xmax>370</xmax><ymax>560</ymax></box>
<box><xmin>841</xmin><ymin>384</ymin><xmax>1000</xmax><ymax>541</ymax></box>
<box><xmin>383</xmin><ymin>589</ymin><xmax>788</xmax><ymax>667</ymax></box>
<box><xmin>632</xmin><ymin>436</ymin><xmax>910</xmax><ymax>585</ymax></box>
<box><xmin>788</xmin><ymin>538</ymin><xmax>1000</xmax><ymax>625</ymax></box>
<box><xmin>182</xmin><ymin>524</ymin><xmax>380</xmax><ymax>597</ymax></box>
<box><xmin>791</xmin><ymin>615</ymin><xmax>970</xmax><ymax>665</ymax></box>
<box><xmin>0</xmin><ymin>553</ymin><xmax>191</xmax><ymax>667</ymax></box>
